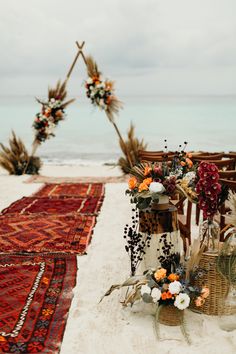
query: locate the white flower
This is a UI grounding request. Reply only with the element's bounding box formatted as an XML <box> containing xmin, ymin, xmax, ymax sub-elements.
<box><xmin>50</xmin><ymin>98</ymin><xmax>55</xmax><ymax>103</ymax></box>
<box><xmin>168</xmin><ymin>281</ymin><xmax>182</xmax><ymax>295</ymax></box>
<box><xmin>174</xmin><ymin>293</ymin><xmax>190</xmax><ymax>310</ymax></box>
<box><xmin>87</xmin><ymin>77</ymin><xmax>93</xmax><ymax>84</ymax></box>
<box><xmin>140</xmin><ymin>284</ymin><xmax>151</xmax><ymax>296</ymax></box>
<box><xmin>149</xmin><ymin>182</ymin><xmax>165</xmax><ymax>194</ymax></box>
<box><xmin>151</xmin><ymin>288</ymin><xmax>161</xmax><ymax>302</ymax></box>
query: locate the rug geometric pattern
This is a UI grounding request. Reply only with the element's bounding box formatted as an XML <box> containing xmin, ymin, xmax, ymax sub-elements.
<box><xmin>0</xmin><ymin>213</ymin><xmax>96</xmax><ymax>254</ymax></box>
<box><xmin>0</xmin><ymin>253</ymin><xmax>77</xmax><ymax>354</ymax></box>
<box><xmin>33</xmin><ymin>183</ymin><xmax>105</xmax><ymax>199</ymax></box>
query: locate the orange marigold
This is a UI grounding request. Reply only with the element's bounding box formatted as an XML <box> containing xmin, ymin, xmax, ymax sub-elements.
<box><xmin>168</xmin><ymin>273</ymin><xmax>179</xmax><ymax>282</ymax></box>
<box><xmin>128</xmin><ymin>177</ymin><xmax>137</xmax><ymax>190</ymax></box>
<box><xmin>154</xmin><ymin>268</ymin><xmax>167</xmax><ymax>281</ymax></box>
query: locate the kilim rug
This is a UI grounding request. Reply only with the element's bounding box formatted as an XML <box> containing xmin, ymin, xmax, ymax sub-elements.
<box><xmin>1</xmin><ymin>196</ymin><xmax>103</xmax><ymax>216</ymax></box>
<box><xmin>0</xmin><ymin>213</ymin><xmax>96</xmax><ymax>254</ymax></box>
<box><xmin>0</xmin><ymin>253</ymin><xmax>77</xmax><ymax>354</ymax></box>
<box><xmin>33</xmin><ymin>183</ymin><xmax>105</xmax><ymax>199</ymax></box>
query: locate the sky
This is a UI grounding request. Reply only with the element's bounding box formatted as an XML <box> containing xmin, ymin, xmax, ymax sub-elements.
<box><xmin>0</xmin><ymin>0</ymin><xmax>235</xmax><ymax>96</ymax></box>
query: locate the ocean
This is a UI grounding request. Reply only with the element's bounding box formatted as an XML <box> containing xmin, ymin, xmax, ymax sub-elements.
<box><xmin>0</xmin><ymin>95</ymin><xmax>235</xmax><ymax>165</ymax></box>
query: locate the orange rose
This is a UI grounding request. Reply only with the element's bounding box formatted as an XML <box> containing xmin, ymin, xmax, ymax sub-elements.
<box><xmin>201</xmin><ymin>287</ymin><xmax>210</xmax><ymax>299</ymax></box>
<box><xmin>168</xmin><ymin>273</ymin><xmax>179</xmax><ymax>282</ymax></box>
<box><xmin>187</xmin><ymin>153</ymin><xmax>192</xmax><ymax>158</ymax></box>
<box><xmin>128</xmin><ymin>177</ymin><xmax>137</xmax><ymax>190</ymax></box>
<box><xmin>55</xmin><ymin>110</ymin><xmax>63</xmax><ymax>118</ymax></box>
<box><xmin>138</xmin><ymin>182</ymin><xmax>149</xmax><ymax>192</ymax></box>
<box><xmin>166</xmin><ymin>291</ymin><xmax>173</xmax><ymax>299</ymax></box>
<box><xmin>143</xmin><ymin>177</ymin><xmax>152</xmax><ymax>186</ymax></box>
<box><xmin>180</xmin><ymin>161</ymin><xmax>186</xmax><ymax>166</ymax></box>
<box><xmin>161</xmin><ymin>292</ymin><xmax>168</xmax><ymax>300</ymax></box>
<box><xmin>154</xmin><ymin>268</ymin><xmax>167</xmax><ymax>281</ymax></box>
<box><xmin>144</xmin><ymin>165</ymin><xmax>152</xmax><ymax>176</ymax></box>
<box><xmin>195</xmin><ymin>296</ymin><xmax>205</xmax><ymax>307</ymax></box>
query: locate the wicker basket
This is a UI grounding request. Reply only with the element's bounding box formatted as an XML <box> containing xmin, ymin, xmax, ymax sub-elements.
<box><xmin>158</xmin><ymin>305</ymin><xmax>184</xmax><ymax>326</ymax></box>
<box><xmin>192</xmin><ymin>252</ymin><xmax>236</xmax><ymax>316</ymax></box>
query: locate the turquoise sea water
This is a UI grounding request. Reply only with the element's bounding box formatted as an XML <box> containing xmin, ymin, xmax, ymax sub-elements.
<box><xmin>0</xmin><ymin>95</ymin><xmax>235</xmax><ymax>165</ymax></box>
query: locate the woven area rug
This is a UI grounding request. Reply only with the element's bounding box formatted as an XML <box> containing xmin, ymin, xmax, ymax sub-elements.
<box><xmin>1</xmin><ymin>196</ymin><xmax>103</xmax><ymax>216</ymax></box>
<box><xmin>0</xmin><ymin>213</ymin><xmax>96</xmax><ymax>254</ymax></box>
<box><xmin>0</xmin><ymin>253</ymin><xmax>77</xmax><ymax>354</ymax></box>
<box><xmin>33</xmin><ymin>183</ymin><xmax>105</xmax><ymax>199</ymax></box>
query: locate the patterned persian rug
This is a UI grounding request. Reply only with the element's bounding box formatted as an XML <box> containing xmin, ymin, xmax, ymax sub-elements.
<box><xmin>0</xmin><ymin>214</ymin><xmax>96</xmax><ymax>254</ymax></box>
<box><xmin>1</xmin><ymin>196</ymin><xmax>103</xmax><ymax>216</ymax></box>
<box><xmin>33</xmin><ymin>183</ymin><xmax>105</xmax><ymax>199</ymax></box>
<box><xmin>0</xmin><ymin>253</ymin><xmax>77</xmax><ymax>354</ymax></box>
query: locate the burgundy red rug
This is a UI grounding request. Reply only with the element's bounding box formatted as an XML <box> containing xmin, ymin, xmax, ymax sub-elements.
<box><xmin>33</xmin><ymin>183</ymin><xmax>105</xmax><ymax>199</ymax></box>
<box><xmin>0</xmin><ymin>253</ymin><xmax>77</xmax><ymax>354</ymax></box>
<box><xmin>1</xmin><ymin>196</ymin><xmax>103</xmax><ymax>216</ymax></box>
<box><xmin>0</xmin><ymin>213</ymin><xmax>96</xmax><ymax>254</ymax></box>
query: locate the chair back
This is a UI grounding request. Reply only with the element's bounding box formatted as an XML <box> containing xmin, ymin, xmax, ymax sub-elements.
<box><xmin>192</xmin><ymin>153</ymin><xmax>224</xmax><ymax>161</ymax></box>
<box><xmin>194</xmin><ymin>159</ymin><xmax>235</xmax><ymax>170</ymax></box>
<box><xmin>138</xmin><ymin>150</ymin><xmax>175</xmax><ymax>162</ymax></box>
<box><xmin>219</xmin><ymin>170</ymin><xmax>236</xmax><ymax>181</ymax></box>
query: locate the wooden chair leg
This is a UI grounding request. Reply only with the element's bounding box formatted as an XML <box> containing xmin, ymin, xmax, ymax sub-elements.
<box><xmin>196</xmin><ymin>205</ymin><xmax>200</xmax><ymax>225</ymax></box>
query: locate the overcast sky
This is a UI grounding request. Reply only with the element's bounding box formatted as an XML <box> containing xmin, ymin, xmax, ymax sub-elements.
<box><xmin>0</xmin><ymin>0</ymin><xmax>235</xmax><ymax>96</ymax></box>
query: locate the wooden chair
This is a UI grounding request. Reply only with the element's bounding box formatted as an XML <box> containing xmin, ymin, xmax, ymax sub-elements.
<box><xmin>218</xmin><ymin>179</ymin><xmax>236</xmax><ymax>241</ymax></box>
<box><xmin>193</xmin><ymin>158</ymin><xmax>235</xmax><ymax>170</ymax></box>
<box><xmin>219</xmin><ymin>170</ymin><xmax>236</xmax><ymax>180</ymax></box>
<box><xmin>138</xmin><ymin>150</ymin><xmax>175</xmax><ymax>162</ymax></box>
<box><xmin>192</xmin><ymin>153</ymin><xmax>224</xmax><ymax>161</ymax></box>
<box><xmin>178</xmin><ymin>199</ymin><xmax>192</xmax><ymax>253</ymax></box>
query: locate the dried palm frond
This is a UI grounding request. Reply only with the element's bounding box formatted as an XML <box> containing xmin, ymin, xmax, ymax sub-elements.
<box><xmin>86</xmin><ymin>55</ymin><xmax>101</xmax><ymax>78</ymax></box>
<box><xmin>48</xmin><ymin>80</ymin><xmax>75</xmax><ymax>108</ymax></box>
<box><xmin>0</xmin><ymin>131</ymin><xmax>41</xmax><ymax>175</ymax></box>
<box><xmin>118</xmin><ymin>124</ymin><xmax>147</xmax><ymax>174</ymax></box>
<box><xmin>185</xmin><ymin>238</ymin><xmax>205</xmax><ymax>280</ymax></box>
<box><xmin>226</xmin><ymin>191</ymin><xmax>236</xmax><ymax>227</ymax></box>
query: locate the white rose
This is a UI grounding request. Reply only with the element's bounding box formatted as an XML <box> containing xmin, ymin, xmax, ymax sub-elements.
<box><xmin>140</xmin><ymin>284</ymin><xmax>151</xmax><ymax>296</ymax></box>
<box><xmin>168</xmin><ymin>280</ymin><xmax>182</xmax><ymax>295</ymax></box>
<box><xmin>174</xmin><ymin>293</ymin><xmax>190</xmax><ymax>310</ymax></box>
<box><xmin>149</xmin><ymin>182</ymin><xmax>165</xmax><ymax>194</ymax></box>
<box><xmin>151</xmin><ymin>288</ymin><xmax>161</xmax><ymax>302</ymax></box>
<box><xmin>87</xmin><ymin>77</ymin><xmax>93</xmax><ymax>84</ymax></box>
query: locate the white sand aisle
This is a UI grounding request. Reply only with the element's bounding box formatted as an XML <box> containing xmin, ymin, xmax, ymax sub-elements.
<box><xmin>0</xmin><ymin>166</ymin><xmax>235</xmax><ymax>354</ymax></box>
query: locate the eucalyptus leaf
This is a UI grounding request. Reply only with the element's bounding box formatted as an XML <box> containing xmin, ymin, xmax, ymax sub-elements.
<box><xmin>137</xmin><ymin>197</ymin><xmax>152</xmax><ymax>209</ymax></box>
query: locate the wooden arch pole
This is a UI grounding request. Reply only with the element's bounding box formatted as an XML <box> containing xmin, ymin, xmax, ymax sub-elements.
<box><xmin>64</xmin><ymin>41</ymin><xmax>87</xmax><ymax>84</ymax></box>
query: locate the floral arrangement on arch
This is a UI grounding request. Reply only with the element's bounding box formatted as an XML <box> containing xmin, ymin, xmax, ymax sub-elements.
<box><xmin>33</xmin><ymin>81</ymin><xmax>74</xmax><ymax>147</ymax></box>
<box><xmin>85</xmin><ymin>56</ymin><xmax>122</xmax><ymax>123</ymax></box>
<box><xmin>127</xmin><ymin>162</ymin><xmax>177</xmax><ymax>210</ymax></box>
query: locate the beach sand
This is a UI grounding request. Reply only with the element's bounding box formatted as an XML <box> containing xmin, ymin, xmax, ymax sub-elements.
<box><xmin>0</xmin><ymin>165</ymin><xmax>235</xmax><ymax>354</ymax></box>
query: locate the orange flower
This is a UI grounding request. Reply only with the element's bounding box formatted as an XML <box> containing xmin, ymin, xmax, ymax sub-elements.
<box><xmin>187</xmin><ymin>153</ymin><xmax>192</xmax><ymax>158</ymax></box>
<box><xmin>161</xmin><ymin>292</ymin><xmax>168</xmax><ymax>300</ymax></box>
<box><xmin>186</xmin><ymin>158</ymin><xmax>193</xmax><ymax>168</ymax></box>
<box><xmin>55</xmin><ymin>110</ymin><xmax>63</xmax><ymax>118</ymax></box>
<box><xmin>144</xmin><ymin>165</ymin><xmax>152</xmax><ymax>176</ymax></box>
<box><xmin>154</xmin><ymin>268</ymin><xmax>167</xmax><ymax>281</ymax></box>
<box><xmin>128</xmin><ymin>177</ymin><xmax>137</xmax><ymax>190</ymax></box>
<box><xmin>143</xmin><ymin>177</ymin><xmax>152</xmax><ymax>186</ymax></box>
<box><xmin>166</xmin><ymin>291</ymin><xmax>173</xmax><ymax>299</ymax></box>
<box><xmin>195</xmin><ymin>296</ymin><xmax>205</xmax><ymax>307</ymax></box>
<box><xmin>201</xmin><ymin>287</ymin><xmax>210</xmax><ymax>299</ymax></box>
<box><xmin>138</xmin><ymin>182</ymin><xmax>149</xmax><ymax>192</ymax></box>
<box><xmin>168</xmin><ymin>273</ymin><xmax>179</xmax><ymax>282</ymax></box>
<box><xmin>180</xmin><ymin>161</ymin><xmax>186</xmax><ymax>166</ymax></box>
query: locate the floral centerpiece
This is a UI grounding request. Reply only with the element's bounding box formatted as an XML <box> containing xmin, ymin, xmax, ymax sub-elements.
<box><xmin>127</xmin><ymin>162</ymin><xmax>177</xmax><ymax>210</ymax></box>
<box><xmin>101</xmin><ymin>242</ymin><xmax>208</xmax><ymax>340</ymax></box>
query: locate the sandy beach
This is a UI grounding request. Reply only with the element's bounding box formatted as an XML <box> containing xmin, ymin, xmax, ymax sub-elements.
<box><xmin>0</xmin><ymin>164</ymin><xmax>235</xmax><ymax>354</ymax></box>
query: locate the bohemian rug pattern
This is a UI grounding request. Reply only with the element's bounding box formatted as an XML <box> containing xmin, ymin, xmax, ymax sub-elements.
<box><xmin>0</xmin><ymin>253</ymin><xmax>77</xmax><ymax>354</ymax></box>
<box><xmin>0</xmin><ymin>213</ymin><xmax>96</xmax><ymax>254</ymax></box>
<box><xmin>1</xmin><ymin>196</ymin><xmax>103</xmax><ymax>216</ymax></box>
<box><xmin>33</xmin><ymin>183</ymin><xmax>105</xmax><ymax>199</ymax></box>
